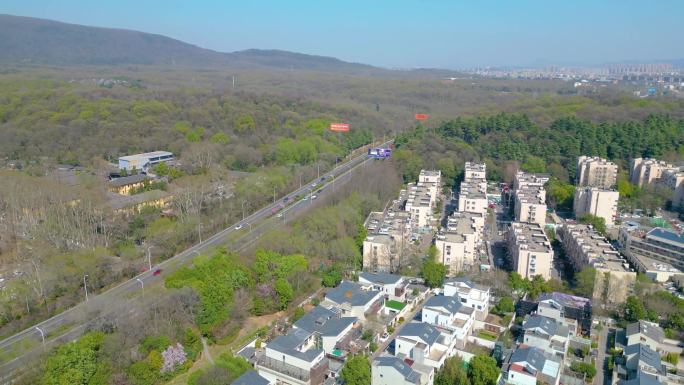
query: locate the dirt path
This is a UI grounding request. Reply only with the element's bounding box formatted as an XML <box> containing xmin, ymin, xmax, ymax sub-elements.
<box><xmin>232</xmin><ymin>311</ymin><xmax>285</xmax><ymax>344</ymax></box>
<box><xmin>201</xmin><ymin>337</ymin><xmax>214</xmax><ymax>365</ymax></box>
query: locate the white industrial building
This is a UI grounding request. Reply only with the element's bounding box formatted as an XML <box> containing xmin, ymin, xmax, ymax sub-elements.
<box><xmin>118</xmin><ymin>151</ymin><xmax>174</xmax><ymax>172</ymax></box>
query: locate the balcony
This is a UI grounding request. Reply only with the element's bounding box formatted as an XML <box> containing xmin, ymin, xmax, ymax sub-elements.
<box><xmin>257</xmin><ymin>355</ymin><xmax>329</xmax><ymax>384</ymax></box>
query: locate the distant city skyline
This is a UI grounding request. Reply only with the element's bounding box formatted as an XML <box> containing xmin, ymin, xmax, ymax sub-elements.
<box><xmin>2</xmin><ymin>0</ymin><xmax>683</xmax><ymax>69</ymax></box>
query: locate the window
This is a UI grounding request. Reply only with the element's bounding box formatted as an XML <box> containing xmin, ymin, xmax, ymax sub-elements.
<box><xmin>460</xmin><ymin>298</ymin><xmax>467</xmax><ymax>303</ymax></box>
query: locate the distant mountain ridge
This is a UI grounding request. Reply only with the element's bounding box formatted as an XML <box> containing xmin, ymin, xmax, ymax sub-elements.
<box><xmin>0</xmin><ymin>14</ymin><xmax>382</xmax><ymax>74</ymax></box>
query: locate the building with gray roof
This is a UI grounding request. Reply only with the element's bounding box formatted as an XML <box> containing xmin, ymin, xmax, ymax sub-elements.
<box><xmin>323</xmin><ymin>281</ymin><xmax>382</xmax><ymax>321</ymax></box>
<box><xmin>232</xmin><ymin>370</ymin><xmax>272</xmax><ymax>385</ymax></box>
<box><xmin>617</xmin><ymin>370</ymin><xmax>664</xmax><ymax>385</ymax></box>
<box><xmin>624</xmin><ymin>343</ymin><xmax>664</xmax><ymax>376</ymax></box>
<box><xmin>522</xmin><ymin>315</ymin><xmax>570</xmax><ymax>359</ymax></box>
<box><xmin>372</xmin><ymin>355</ymin><xmax>431</xmax><ymax>385</ymax></box>
<box><xmin>423</xmin><ymin>295</ymin><xmax>463</xmax><ymax>316</ymax></box>
<box><xmin>505</xmin><ymin>345</ymin><xmax>561</xmax><ymax>385</ymax></box>
<box><xmin>397</xmin><ymin>322</ymin><xmax>441</xmax><ymax>347</ymax></box>
<box><xmin>626</xmin><ymin>320</ymin><xmax>664</xmax><ymax>352</ymax></box>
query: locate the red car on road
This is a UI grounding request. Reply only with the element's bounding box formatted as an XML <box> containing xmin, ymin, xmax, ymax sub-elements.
<box><xmin>153</xmin><ymin>269</ymin><xmax>162</xmax><ymax>276</ymax></box>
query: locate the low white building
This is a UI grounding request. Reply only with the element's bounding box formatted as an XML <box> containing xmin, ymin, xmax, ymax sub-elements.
<box><xmin>292</xmin><ymin>305</ymin><xmax>359</xmax><ymax>355</ymax></box>
<box><xmin>395</xmin><ymin>322</ymin><xmax>454</xmax><ymax>369</ymax></box>
<box><xmin>372</xmin><ymin>355</ymin><xmax>432</xmax><ymax>385</ymax></box>
<box><xmin>323</xmin><ymin>281</ymin><xmax>383</xmax><ymax>321</ymax></box>
<box><xmin>521</xmin><ymin>315</ymin><xmax>569</xmax><ymax>360</ymax></box>
<box><xmin>359</xmin><ymin>272</ymin><xmax>407</xmax><ymax>301</ymax></box>
<box><xmin>504</xmin><ymin>346</ymin><xmax>561</xmax><ymax>385</ymax></box>
<box><xmin>118</xmin><ymin>151</ymin><xmax>173</xmax><ymax>172</ymax></box>
<box><xmin>421</xmin><ymin>296</ymin><xmax>474</xmax><ymax>349</ymax></box>
<box><xmin>257</xmin><ymin>329</ymin><xmax>328</xmax><ymax>385</ymax></box>
<box><xmin>443</xmin><ymin>278</ymin><xmax>490</xmax><ymax>321</ymax></box>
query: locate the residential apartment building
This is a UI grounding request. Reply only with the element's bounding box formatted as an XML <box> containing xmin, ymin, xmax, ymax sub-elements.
<box><xmin>513</xmin><ymin>172</ymin><xmax>549</xmax><ymax>191</ymax></box>
<box><xmin>362</xmin><ymin>207</ymin><xmax>411</xmax><ymax>273</ymax></box>
<box><xmin>660</xmin><ymin>167</ymin><xmax>684</xmax><ymax>210</ymax></box>
<box><xmin>372</xmin><ymin>355</ymin><xmax>432</xmax><ymax>385</ymax></box>
<box><xmin>457</xmin><ymin>179</ymin><xmax>489</xmax><ymax>215</ymax></box>
<box><xmin>434</xmin><ymin>211</ymin><xmax>484</xmax><ymax>274</ymax></box>
<box><xmin>363</xmin><ymin>235</ymin><xmax>396</xmax><ymax>273</ymax></box>
<box><xmin>630</xmin><ymin>158</ymin><xmax>677</xmax><ymax>187</ymax></box>
<box><xmin>443</xmin><ymin>278</ymin><xmax>490</xmax><ymax>321</ymax></box>
<box><xmin>521</xmin><ymin>315</ymin><xmax>570</xmax><ymax>360</ymax></box>
<box><xmin>464</xmin><ymin>162</ymin><xmax>486</xmax><ymax>180</ymax></box>
<box><xmin>404</xmin><ymin>183</ymin><xmax>436</xmax><ymax>228</ymax></box>
<box><xmin>514</xmin><ymin>185</ymin><xmax>547</xmax><ymax>226</ymax></box>
<box><xmin>573</xmin><ymin>187</ymin><xmax>619</xmax><ymax>226</ymax></box>
<box><xmin>618</xmin><ymin>226</ymin><xmax>684</xmax><ymax>281</ymax></box>
<box><xmin>629</xmin><ymin>157</ymin><xmax>684</xmax><ymax>210</ymax></box>
<box><xmin>558</xmin><ymin>224</ymin><xmax>635</xmax><ymax>304</ymax></box>
<box><xmin>418</xmin><ymin>169</ymin><xmax>442</xmax><ymax>199</ymax></box>
<box><xmin>257</xmin><ymin>328</ymin><xmax>329</xmax><ymax>385</ymax></box>
<box><xmin>457</xmin><ymin>162</ymin><xmax>488</xmax><ymax>215</ymax></box>
<box><xmin>421</xmin><ymin>295</ymin><xmax>475</xmax><ymax>349</ymax></box>
<box><xmin>558</xmin><ymin>223</ymin><xmax>622</xmax><ymax>271</ymax></box>
<box><xmin>503</xmin><ymin>346</ymin><xmax>561</xmax><ymax>385</ymax></box>
<box><xmin>506</xmin><ymin>222</ymin><xmax>554</xmax><ymax>280</ymax></box>
<box><xmin>576</xmin><ymin>156</ymin><xmax>618</xmax><ymax>188</ymax></box>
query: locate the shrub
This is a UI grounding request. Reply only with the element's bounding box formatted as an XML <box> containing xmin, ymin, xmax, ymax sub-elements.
<box><xmin>570</xmin><ymin>362</ymin><xmax>596</xmax><ymax>380</ymax></box>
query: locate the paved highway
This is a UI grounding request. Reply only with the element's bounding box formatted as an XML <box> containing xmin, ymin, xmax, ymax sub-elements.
<box><xmin>0</xmin><ymin>140</ymin><xmax>393</xmax><ymax>383</ymax></box>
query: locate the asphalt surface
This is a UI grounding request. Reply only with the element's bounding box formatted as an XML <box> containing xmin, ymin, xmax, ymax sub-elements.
<box><xmin>0</xmin><ymin>140</ymin><xmax>393</xmax><ymax>383</ymax></box>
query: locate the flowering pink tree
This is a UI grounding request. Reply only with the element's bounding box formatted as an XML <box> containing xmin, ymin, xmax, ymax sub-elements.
<box><xmin>161</xmin><ymin>343</ymin><xmax>187</xmax><ymax>373</ymax></box>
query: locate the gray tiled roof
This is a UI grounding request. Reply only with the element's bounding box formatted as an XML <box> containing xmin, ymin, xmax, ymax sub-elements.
<box><xmin>424</xmin><ymin>295</ymin><xmax>462</xmax><ymax>314</ymax></box>
<box><xmin>523</xmin><ymin>315</ymin><xmax>569</xmax><ymax>338</ymax></box>
<box><xmin>325</xmin><ymin>281</ymin><xmax>380</xmax><ymax>307</ymax></box>
<box><xmin>374</xmin><ymin>356</ymin><xmax>421</xmax><ymax>384</ymax></box>
<box><xmin>626</xmin><ymin>320</ymin><xmax>664</xmax><ymax>344</ymax></box>
<box><xmin>538</xmin><ymin>292</ymin><xmax>591</xmax><ymax>309</ymax></box>
<box><xmin>232</xmin><ymin>370</ymin><xmax>271</xmax><ymax>385</ymax></box>
<box><xmin>510</xmin><ymin>346</ymin><xmax>547</xmax><ymax>371</ymax></box>
<box><xmin>109</xmin><ymin>174</ymin><xmax>148</xmax><ymax>187</ymax></box>
<box><xmin>359</xmin><ymin>272</ymin><xmax>403</xmax><ymax>285</ymax></box>
<box><xmin>625</xmin><ymin>343</ymin><xmax>663</xmax><ymax>373</ymax></box>
<box><xmin>398</xmin><ymin>322</ymin><xmax>441</xmax><ymax>346</ymax></box>
<box><xmin>267</xmin><ymin>329</ymin><xmax>323</xmax><ymax>363</ymax></box>
<box><xmin>319</xmin><ymin>317</ymin><xmax>357</xmax><ymax>337</ymax></box>
<box><xmin>617</xmin><ymin>370</ymin><xmax>663</xmax><ymax>385</ymax></box>
<box><xmin>293</xmin><ymin>305</ymin><xmax>337</xmax><ymax>333</ymax></box>
<box><xmin>647</xmin><ymin>228</ymin><xmax>684</xmax><ymax>245</ymax></box>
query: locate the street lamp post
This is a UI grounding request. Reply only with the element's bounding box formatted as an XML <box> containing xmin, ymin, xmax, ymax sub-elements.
<box><xmin>35</xmin><ymin>326</ymin><xmax>45</xmax><ymax>346</ymax></box>
<box><xmin>136</xmin><ymin>278</ymin><xmax>144</xmax><ymax>296</ymax></box>
<box><xmin>241</xmin><ymin>201</ymin><xmax>246</xmax><ymax>221</ymax></box>
<box><xmin>83</xmin><ymin>274</ymin><xmax>89</xmax><ymax>302</ymax></box>
<box><xmin>147</xmin><ymin>246</ymin><xmax>153</xmax><ymax>271</ymax></box>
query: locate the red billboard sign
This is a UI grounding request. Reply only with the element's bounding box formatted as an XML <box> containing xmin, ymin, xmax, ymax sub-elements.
<box><xmin>415</xmin><ymin>113</ymin><xmax>429</xmax><ymax>121</ymax></box>
<box><xmin>330</xmin><ymin>123</ymin><xmax>350</xmax><ymax>132</ymax></box>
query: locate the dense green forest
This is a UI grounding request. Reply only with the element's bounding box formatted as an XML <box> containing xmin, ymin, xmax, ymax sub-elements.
<box><xmin>393</xmin><ymin>113</ymin><xmax>684</xmax><ymax>193</ymax></box>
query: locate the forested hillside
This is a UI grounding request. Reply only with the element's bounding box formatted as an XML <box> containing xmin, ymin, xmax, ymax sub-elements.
<box><xmin>394</xmin><ymin>113</ymin><xmax>684</xmax><ymax>186</ymax></box>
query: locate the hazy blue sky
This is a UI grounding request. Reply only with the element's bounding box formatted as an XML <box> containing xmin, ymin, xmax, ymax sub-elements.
<box><xmin>2</xmin><ymin>0</ymin><xmax>682</xmax><ymax>68</ymax></box>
